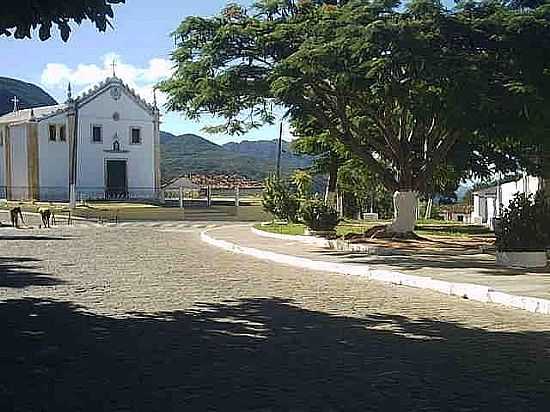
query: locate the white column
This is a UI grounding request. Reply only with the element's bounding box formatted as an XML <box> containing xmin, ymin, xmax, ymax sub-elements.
<box><xmin>69</xmin><ymin>184</ymin><xmax>76</xmax><ymax>209</ymax></box>
<box><xmin>388</xmin><ymin>191</ymin><xmax>417</xmax><ymax>233</ymax></box>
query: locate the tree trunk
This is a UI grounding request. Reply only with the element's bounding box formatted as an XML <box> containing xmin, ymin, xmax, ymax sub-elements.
<box><xmin>388</xmin><ymin>191</ymin><xmax>417</xmax><ymax>234</ymax></box>
<box><xmin>337</xmin><ymin>190</ymin><xmax>344</xmax><ymax>218</ymax></box>
<box><xmin>370</xmin><ymin>193</ymin><xmax>374</xmax><ymax>213</ymax></box>
<box><xmin>324</xmin><ymin>163</ymin><xmax>338</xmax><ymax>207</ymax></box>
<box><xmin>424</xmin><ymin>197</ymin><xmax>433</xmax><ymax>220</ymax></box>
<box><xmin>543</xmin><ymin>177</ymin><xmax>550</xmax><ymax>204</ymax></box>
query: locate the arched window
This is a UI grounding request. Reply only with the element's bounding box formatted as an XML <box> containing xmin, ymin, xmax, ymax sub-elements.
<box><xmin>113</xmin><ymin>140</ymin><xmax>120</xmax><ymax>152</ymax></box>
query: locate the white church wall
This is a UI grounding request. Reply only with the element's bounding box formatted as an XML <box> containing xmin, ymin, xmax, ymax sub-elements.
<box><xmin>471</xmin><ymin>194</ymin><xmax>481</xmax><ymax>224</ymax></box>
<box><xmin>9</xmin><ymin>124</ymin><xmax>28</xmax><ymax>199</ymax></box>
<box><xmin>0</xmin><ymin>127</ymin><xmax>5</xmax><ymax>194</ymax></box>
<box><xmin>76</xmin><ymin>85</ymin><xmax>155</xmax><ymax>198</ymax></box>
<box><xmin>38</xmin><ymin>113</ymin><xmax>70</xmax><ymax>200</ymax></box>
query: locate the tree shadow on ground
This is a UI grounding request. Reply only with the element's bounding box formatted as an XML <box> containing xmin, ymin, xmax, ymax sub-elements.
<box><xmin>312</xmin><ymin>250</ymin><xmax>550</xmax><ymax>276</ymax></box>
<box><xmin>0</xmin><ymin>257</ymin><xmax>65</xmax><ymax>288</ymax></box>
<box><xmin>1</xmin><ymin>297</ymin><xmax>549</xmax><ymax>411</ymax></box>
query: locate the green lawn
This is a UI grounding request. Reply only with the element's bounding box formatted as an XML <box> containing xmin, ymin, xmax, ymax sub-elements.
<box><xmin>416</xmin><ymin>224</ymin><xmax>493</xmax><ymax>238</ymax></box>
<box><xmin>256</xmin><ymin>221</ymin><xmax>494</xmax><ymax>239</ymax></box>
<box><xmin>256</xmin><ymin>223</ymin><xmax>308</xmax><ymax>236</ymax></box>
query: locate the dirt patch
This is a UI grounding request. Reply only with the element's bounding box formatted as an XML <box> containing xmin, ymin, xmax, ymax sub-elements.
<box><xmin>342</xmin><ymin>234</ymin><xmax>495</xmax><ymax>255</ymax></box>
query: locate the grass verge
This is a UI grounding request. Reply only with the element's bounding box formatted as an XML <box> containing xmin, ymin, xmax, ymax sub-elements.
<box><xmin>256</xmin><ymin>221</ymin><xmax>493</xmax><ymax>239</ymax></box>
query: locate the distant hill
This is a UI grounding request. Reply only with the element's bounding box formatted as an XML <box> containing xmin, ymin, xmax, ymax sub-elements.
<box><xmin>160</xmin><ymin>132</ymin><xmax>312</xmax><ymax>182</ymax></box>
<box><xmin>0</xmin><ymin>77</ymin><xmax>57</xmax><ymax>116</ymax></box>
<box><xmin>160</xmin><ymin>132</ymin><xmax>269</xmax><ymax>182</ymax></box>
<box><xmin>223</xmin><ymin>139</ymin><xmax>311</xmax><ymax>171</ymax></box>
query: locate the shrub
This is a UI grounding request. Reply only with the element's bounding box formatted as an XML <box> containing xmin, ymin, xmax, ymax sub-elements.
<box><xmin>291</xmin><ymin>170</ymin><xmax>313</xmax><ymax>199</ymax></box>
<box><xmin>299</xmin><ymin>197</ymin><xmax>339</xmax><ymax>232</ymax></box>
<box><xmin>496</xmin><ymin>192</ymin><xmax>550</xmax><ymax>252</ymax></box>
<box><xmin>261</xmin><ymin>175</ymin><xmax>300</xmax><ymax>222</ymax></box>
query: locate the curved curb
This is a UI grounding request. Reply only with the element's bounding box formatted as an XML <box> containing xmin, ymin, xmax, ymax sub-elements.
<box><xmin>202</xmin><ymin>227</ymin><xmax>550</xmax><ymax>315</ymax></box>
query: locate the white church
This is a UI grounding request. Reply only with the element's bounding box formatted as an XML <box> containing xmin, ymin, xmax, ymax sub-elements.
<box><xmin>0</xmin><ymin>76</ymin><xmax>161</xmax><ymax>202</ymax></box>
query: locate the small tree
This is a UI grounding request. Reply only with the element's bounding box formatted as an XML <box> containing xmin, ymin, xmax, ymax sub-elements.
<box><xmin>299</xmin><ymin>196</ymin><xmax>339</xmax><ymax>233</ymax></box>
<box><xmin>261</xmin><ymin>175</ymin><xmax>299</xmax><ymax>222</ymax></box>
<box><xmin>291</xmin><ymin>170</ymin><xmax>313</xmax><ymax>199</ymax></box>
<box><xmin>337</xmin><ymin>159</ymin><xmax>389</xmax><ymax>219</ymax></box>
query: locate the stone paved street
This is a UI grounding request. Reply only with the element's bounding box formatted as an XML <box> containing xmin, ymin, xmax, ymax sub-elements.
<box><xmin>1</xmin><ymin>221</ymin><xmax>550</xmax><ymax>411</ymax></box>
<box><xmin>211</xmin><ymin>225</ymin><xmax>550</xmax><ymax>301</ymax></box>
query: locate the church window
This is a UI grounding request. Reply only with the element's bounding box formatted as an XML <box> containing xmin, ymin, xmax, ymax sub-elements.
<box><xmin>130</xmin><ymin>127</ymin><xmax>142</xmax><ymax>144</ymax></box>
<box><xmin>92</xmin><ymin>125</ymin><xmax>103</xmax><ymax>143</ymax></box>
<box><xmin>59</xmin><ymin>125</ymin><xmax>67</xmax><ymax>142</ymax></box>
<box><xmin>113</xmin><ymin>140</ymin><xmax>120</xmax><ymax>151</ymax></box>
<box><xmin>49</xmin><ymin>125</ymin><xmax>57</xmax><ymax>141</ymax></box>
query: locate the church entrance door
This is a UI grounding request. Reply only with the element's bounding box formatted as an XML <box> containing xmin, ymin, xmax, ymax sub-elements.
<box><xmin>105</xmin><ymin>160</ymin><xmax>128</xmax><ymax>200</ymax></box>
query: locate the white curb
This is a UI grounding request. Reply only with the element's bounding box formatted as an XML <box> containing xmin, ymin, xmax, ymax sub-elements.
<box><xmin>202</xmin><ymin>227</ymin><xmax>550</xmax><ymax>316</ymax></box>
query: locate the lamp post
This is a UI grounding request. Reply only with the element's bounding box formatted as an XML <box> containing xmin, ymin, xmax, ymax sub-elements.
<box><xmin>276</xmin><ymin>121</ymin><xmax>283</xmax><ymax>180</ymax></box>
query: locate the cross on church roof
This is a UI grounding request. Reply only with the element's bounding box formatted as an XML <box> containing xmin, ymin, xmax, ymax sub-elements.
<box><xmin>11</xmin><ymin>96</ymin><xmax>19</xmax><ymax>112</ymax></box>
<box><xmin>111</xmin><ymin>59</ymin><xmax>117</xmax><ymax>77</ymax></box>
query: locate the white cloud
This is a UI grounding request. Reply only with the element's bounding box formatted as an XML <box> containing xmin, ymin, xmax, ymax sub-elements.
<box><xmin>39</xmin><ymin>53</ymin><xmax>296</xmax><ymax>143</ymax></box>
<box><xmin>40</xmin><ymin>52</ymin><xmax>173</xmax><ymax>107</ymax></box>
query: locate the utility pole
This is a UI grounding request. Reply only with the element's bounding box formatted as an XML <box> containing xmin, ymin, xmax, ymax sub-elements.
<box><xmin>276</xmin><ymin>121</ymin><xmax>283</xmax><ymax>180</ymax></box>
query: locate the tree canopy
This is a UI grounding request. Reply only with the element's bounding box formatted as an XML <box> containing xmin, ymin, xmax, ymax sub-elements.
<box><xmin>1</xmin><ymin>0</ymin><xmax>125</xmax><ymax>41</ymax></box>
<box><xmin>160</xmin><ymin>0</ymin><xmax>550</xmax><ymax>231</ymax></box>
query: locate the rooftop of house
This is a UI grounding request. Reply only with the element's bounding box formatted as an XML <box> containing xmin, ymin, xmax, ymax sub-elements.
<box><xmin>163</xmin><ymin>176</ymin><xmax>201</xmax><ymax>190</ymax></box>
<box><xmin>0</xmin><ymin>76</ymin><xmax>157</xmax><ymax>126</ymax></box>
<box><xmin>0</xmin><ymin>104</ymin><xmax>68</xmax><ymax>125</ymax></box>
<box><xmin>472</xmin><ymin>185</ymin><xmax>498</xmax><ymax>196</ymax></box>
<box><xmin>440</xmin><ymin>203</ymin><xmax>474</xmax><ymax>214</ymax></box>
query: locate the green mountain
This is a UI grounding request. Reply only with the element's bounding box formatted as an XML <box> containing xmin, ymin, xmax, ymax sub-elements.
<box><xmin>160</xmin><ymin>132</ymin><xmax>271</xmax><ymax>181</ymax></box>
<box><xmin>222</xmin><ymin>139</ymin><xmax>311</xmax><ymax>171</ymax></box>
<box><xmin>0</xmin><ymin>77</ymin><xmax>57</xmax><ymax>115</ymax></box>
<box><xmin>160</xmin><ymin>132</ymin><xmax>313</xmax><ymax>182</ymax></box>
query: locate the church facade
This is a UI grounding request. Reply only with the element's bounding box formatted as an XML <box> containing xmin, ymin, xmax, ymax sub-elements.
<box><xmin>0</xmin><ymin>76</ymin><xmax>161</xmax><ymax>202</ymax></box>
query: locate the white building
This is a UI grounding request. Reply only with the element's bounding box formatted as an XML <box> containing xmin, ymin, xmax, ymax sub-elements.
<box><xmin>0</xmin><ymin>76</ymin><xmax>161</xmax><ymax>202</ymax></box>
<box><xmin>471</xmin><ymin>175</ymin><xmax>541</xmax><ymax>228</ymax></box>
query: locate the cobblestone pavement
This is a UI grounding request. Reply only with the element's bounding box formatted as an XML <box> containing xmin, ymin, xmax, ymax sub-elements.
<box><xmin>1</xmin><ymin>221</ymin><xmax>550</xmax><ymax>411</ymax></box>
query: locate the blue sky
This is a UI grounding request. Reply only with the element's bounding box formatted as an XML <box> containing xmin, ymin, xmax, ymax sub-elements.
<box><xmin>2</xmin><ymin>0</ymin><xmax>284</xmax><ymax>144</ymax></box>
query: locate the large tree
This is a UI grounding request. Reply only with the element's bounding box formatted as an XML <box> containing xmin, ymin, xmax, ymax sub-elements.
<box><xmin>161</xmin><ymin>0</ymin><xmax>550</xmax><ymax>234</ymax></box>
<box><xmin>1</xmin><ymin>0</ymin><xmax>125</xmax><ymax>41</ymax></box>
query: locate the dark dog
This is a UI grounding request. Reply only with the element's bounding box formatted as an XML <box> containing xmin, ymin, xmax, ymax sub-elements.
<box><xmin>10</xmin><ymin>207</ymin><xmax>24</xmax><ymax>228</ymax></box>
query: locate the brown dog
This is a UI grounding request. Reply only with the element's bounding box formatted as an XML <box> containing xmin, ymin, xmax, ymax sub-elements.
<box><xmin>38</xmin><ymin>207</ymin><xmax>52</xmax><ymax>228</ymax></box>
